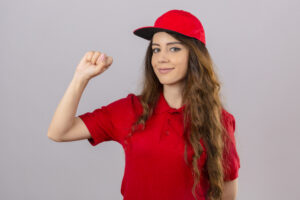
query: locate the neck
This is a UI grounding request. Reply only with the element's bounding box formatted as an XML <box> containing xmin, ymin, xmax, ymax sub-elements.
<box><xmin>163</xmin><ymin>82</ymin><xmax>185</xmax><ymax>109</ymax></box>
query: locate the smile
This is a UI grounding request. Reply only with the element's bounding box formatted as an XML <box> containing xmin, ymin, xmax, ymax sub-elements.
<box><xmin>158</xmin><ymin>68</ymin><xmax>174</xmax><ymax>74</ymax></box>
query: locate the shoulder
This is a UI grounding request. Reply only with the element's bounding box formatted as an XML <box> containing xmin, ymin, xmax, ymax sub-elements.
<box><xmin>105</xmin><ymin>93</ymin><xmax>143</xmax><ymax>117</ymax></box>
<box><xmin>221</xmin><ymin>108</ymin><xmax>235</xmax><ymax>120</ymax></box>
<box><xmin>221</xmin><ymin>108</ymin><xmax>236</xmax><ymax>134</ymax></box>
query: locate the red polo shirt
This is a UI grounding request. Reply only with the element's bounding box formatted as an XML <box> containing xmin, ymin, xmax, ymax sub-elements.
<box><xmin>78</xmin><ymin>91</ymin><xmax>240</xmax><ymax>200</ymax></box>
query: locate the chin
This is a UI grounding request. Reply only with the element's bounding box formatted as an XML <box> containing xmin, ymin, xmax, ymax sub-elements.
<box><xmin>158</xmin><ymin>77</ymin><xmax>185</xmax><ymax>87</ymax></box>
<box><xmin>158</xmin><ymin>78</ymin><xmax>173</xmax><ymax>84</ymax></box>
<box><xmin>159</xmin><ymin>80</ymin><xmax>177</xmax><ymax>86</ymax></box>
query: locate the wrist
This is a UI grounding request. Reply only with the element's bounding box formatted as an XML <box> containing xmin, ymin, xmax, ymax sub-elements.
<box><xmin>72</xmin><ymin>74</ymin><xmax>89</xmax><ymax>84</ymax></box>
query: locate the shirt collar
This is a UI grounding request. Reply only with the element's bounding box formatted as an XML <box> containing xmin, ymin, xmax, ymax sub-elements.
<box><xmin>154</xmin><ymin>91</ymin><xmax>186</xmax><ymax>115</ymax></box>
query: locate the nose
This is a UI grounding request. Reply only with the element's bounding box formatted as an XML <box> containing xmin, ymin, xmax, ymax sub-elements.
<box><xmin>157</xmin><ymin>49</ymin><xmax>169</xmax><ymax>63</ymax></box>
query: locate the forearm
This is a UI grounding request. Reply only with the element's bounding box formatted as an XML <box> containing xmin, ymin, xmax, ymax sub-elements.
<box><xmin>221</xmin><ymin>195</ymin><xmax>236</xmax><ymax>200</ymax></box>
<box><xmin>221</xmin><ymin>179</ymin><xmax>238</xmax><ymax>200</ymax></box>
<box><xmin>47</xmin><ymin>76</ymin><xmax>88</xmax><ymax>140</ymax></box>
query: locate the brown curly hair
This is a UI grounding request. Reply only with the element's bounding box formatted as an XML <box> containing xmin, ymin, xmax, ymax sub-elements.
<box><xmin>124</xmin><ymin>30</ymin><xmax>233</xmax><ymax>200</ymax></box>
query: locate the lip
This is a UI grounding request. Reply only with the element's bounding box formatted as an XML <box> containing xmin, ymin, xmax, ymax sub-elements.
<box><xmin>158</xmin><ymin>68</ymin><xmax>174</xmax><ymax>74</ymax></box>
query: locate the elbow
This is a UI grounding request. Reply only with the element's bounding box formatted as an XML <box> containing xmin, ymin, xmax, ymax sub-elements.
<box><xmin>47</xmin><ymin>131</ymin><xmax>63</xmax><ymax>142</ymax></box>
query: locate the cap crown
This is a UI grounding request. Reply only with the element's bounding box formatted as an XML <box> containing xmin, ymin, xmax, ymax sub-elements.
<box><xmin>154</xmin><ymin>10</ymin><xmax>205</xmax><ymax>44</ymax></box>
<box><xmin>133</xmin><ymin>9</ymin><xmax>206</xmax><ymax>45</ymax></box>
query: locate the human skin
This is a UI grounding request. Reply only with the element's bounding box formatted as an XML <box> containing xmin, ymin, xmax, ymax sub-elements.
<box><xmin>151</xmin><ymin>31</ymin><xmax>238</xmax><ymax>200</ymax></box>
<box><xmin>151</xmin><ymin>31</ymin><xmax>189</xmax><ymax>109</ymax></box>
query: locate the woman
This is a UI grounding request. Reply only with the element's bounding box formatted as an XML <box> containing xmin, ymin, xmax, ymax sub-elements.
<box><xmin>47</xmin><ymin>9</ymin><xmax>240</xmax><ymax>200</ymax></box>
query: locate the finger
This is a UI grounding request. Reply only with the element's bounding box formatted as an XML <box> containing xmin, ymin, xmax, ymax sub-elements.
<box><xmin>78</xmin><ymin>52</ymin><xmax>89</xmax><ymax>66</ymax></box>
<box><xmin>95</xmin><ymin>54</ymin><xmax>108</xmax><ymax>73</ymax></box>
<box><xmin>102</xmin><ymin>56</ymin><xmax>112</xmax><ymax>67</ymax></box>
<box><xmin>86</xmin><ymin>51</ymin><xmax>95</xmax><ymax>63</ymax></box>
<box><xmin>91</xmin><ymin>51</ymin><xmax>101</xmax><ymax>65</ymax></box>
<box><xmin>105</xmin><ymin>56</ymin><xmax>113</xmax><ymax>66</ymax></box>
<box><xmin>96</xmin><ymin>53</ymin><xmax>106</xmax><ymax>66</ymax></box>
<box><xmin>100</xmin><ymin>56</ymin><xmax>113</xmax><ymax>72</ymax></box>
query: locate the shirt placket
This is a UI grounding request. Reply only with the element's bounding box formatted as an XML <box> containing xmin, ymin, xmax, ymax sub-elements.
<box><xmin>159</xmin><ymin>113</ymin><xmax>171</xmax><ymax>142</ymax></box>
<box><xmin>159</xmin><ymin>111</ymin><xmax>183</xmax><ymax>142</ymax></box>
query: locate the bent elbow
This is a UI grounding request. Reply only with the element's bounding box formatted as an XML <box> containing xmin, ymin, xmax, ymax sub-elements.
<box><xmin>47</xmin><ymin>132</ymin><xmax>63</xmax><ymax>142</ymax></box>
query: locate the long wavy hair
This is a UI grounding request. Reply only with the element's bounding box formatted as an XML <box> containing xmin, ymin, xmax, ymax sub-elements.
<box><xmin>126</xmin><ymin>30</ymin><xmax>232</xmax><ymax>200</ymax></box>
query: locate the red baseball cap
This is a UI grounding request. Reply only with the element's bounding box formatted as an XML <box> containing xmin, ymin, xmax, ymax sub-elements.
<box><xmin>133</xmin><ymin>9</ymin><xmax>206</xmax><ymax>45</ymax></box>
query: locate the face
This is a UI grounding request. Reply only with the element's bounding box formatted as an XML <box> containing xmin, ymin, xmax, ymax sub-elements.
<box><xmin>151</xmin><ymin>32</ymin><xmax>189</xmax><ymax>87</ymax></box>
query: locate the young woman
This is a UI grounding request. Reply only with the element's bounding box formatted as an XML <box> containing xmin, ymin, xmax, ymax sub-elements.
<box><xmin>47</xmin><ymin>9</ymin><xmax>240</xmax><ymax>200</ymax></box>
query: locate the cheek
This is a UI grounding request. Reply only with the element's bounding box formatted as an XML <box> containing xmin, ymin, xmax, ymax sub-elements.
<box><xmin>151</xmin><ymin>56</ymin><xmax>155</xmax><ymax>68</ymax></box>
<box><xmin>182</xmin><ymin>55</ymin><xmax>189</xmax><ymax>72</ymax></box>
<box><xmin>151</xmin><ymin>56</ymin><xmax>159</xmax><ymax>72</ymax></box>
<box><xmin>177</xmin><ymin>58</ymin><xmax>189</xmax><ymax>73</ymax></box>
<box><xmin>179</xmin><ymin>65</ymin><xmax>188</xmax><ymax>77</ymax></box>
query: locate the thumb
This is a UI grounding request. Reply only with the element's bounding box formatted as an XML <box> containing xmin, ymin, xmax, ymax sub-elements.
<box><xmin>96</xmin><ymin>53</ymin><xmax>106</xmax><ymax>65</ymax></box>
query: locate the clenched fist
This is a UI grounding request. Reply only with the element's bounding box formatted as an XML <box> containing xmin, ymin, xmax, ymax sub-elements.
<box><xmin>74</xmin><ymin>51</ymin><xmax>113</xmax><ymax>81</ymax></box>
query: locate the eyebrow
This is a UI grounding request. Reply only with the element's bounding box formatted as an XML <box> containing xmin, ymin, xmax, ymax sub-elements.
<box><xmin>151</xmin><ymin>41</ymin><xmax>182</xmax><ymax>46</ymax></box>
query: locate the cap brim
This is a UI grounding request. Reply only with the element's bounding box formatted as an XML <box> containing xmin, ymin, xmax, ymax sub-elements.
<box><xmin>133</xmin><ymin>26</ymin><xmax>180</xmax><ymax>40</ymax></box>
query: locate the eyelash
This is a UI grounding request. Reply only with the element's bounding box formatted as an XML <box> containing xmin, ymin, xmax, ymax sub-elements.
<box><xmin>152</xmin><ymin>47</ymin><xmax>181</xmax><ymax>53</ymax></box>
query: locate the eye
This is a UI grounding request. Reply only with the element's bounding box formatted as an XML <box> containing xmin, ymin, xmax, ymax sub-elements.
<box><xmin>170</xmin><ymin>47</ymin><xmax>181</xmax><ymax>52</ymax></box>
<box><xmin>152</xmin><ymin>47</ymin><xmax>181</xmax><ymax>53</ymax></box>
<box><xmin>152</xmin><ymin>48</ymin><xmax>159</xmax><ymax>53</ymax></box>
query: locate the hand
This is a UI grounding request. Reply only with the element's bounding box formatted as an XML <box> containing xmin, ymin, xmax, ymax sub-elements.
<box><xmin>74</xmin><ymin>51</ymin><xmax>113</xmax><ymax>81</ymax></box>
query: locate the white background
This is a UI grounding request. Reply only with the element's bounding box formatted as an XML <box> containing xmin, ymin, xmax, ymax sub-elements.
<box><xmin>1</xmin><ymin>0</ymin><xmax>299</xmax><ymax>199</ymax></box>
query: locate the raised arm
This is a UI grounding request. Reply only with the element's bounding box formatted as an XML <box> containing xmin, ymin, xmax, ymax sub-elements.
<box><xmin>47</xmin><ymin>51</ymin><xmax>113</xmax><ymax>142</ymax></box>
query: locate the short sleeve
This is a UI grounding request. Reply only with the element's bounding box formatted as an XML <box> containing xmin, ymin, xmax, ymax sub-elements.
<box><xmin>78</xmin><ymin>93</ymin><xmax>142</xmax><ymax>146</ymax></box>
<box><xmin>78</xmin><ymin>104</ymin><xmax>116</xmax><ymax>146</ymax></box>
<box><xmin>221</xmin><ymin>110</ymin><xmax>241</xmax><ymax>181</ymax></box>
